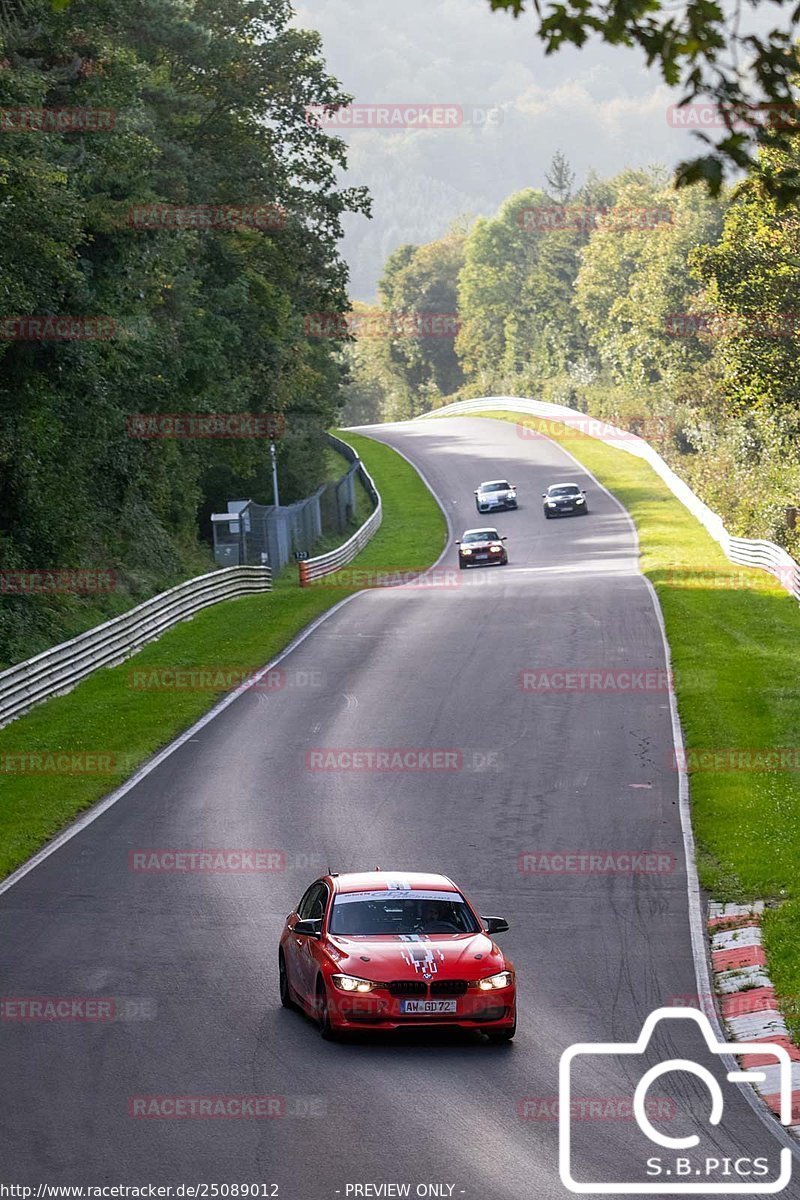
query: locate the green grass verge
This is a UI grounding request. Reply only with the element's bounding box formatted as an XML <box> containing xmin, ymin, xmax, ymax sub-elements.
<box><xmin>449</xmin><ymin>410</ymin><xmax>800</xmax><ymax>1037</ymax></box>
<box><xmin>0</xmin><ymin>430</ymin><xmax>446</xmax><ymax>882</ymax></box>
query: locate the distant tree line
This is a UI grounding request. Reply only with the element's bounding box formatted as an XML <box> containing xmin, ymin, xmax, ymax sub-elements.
<box><xmin>344</xmin><ymin>150</ymin><xmax>800</xmax><ymax>554</ymax></box>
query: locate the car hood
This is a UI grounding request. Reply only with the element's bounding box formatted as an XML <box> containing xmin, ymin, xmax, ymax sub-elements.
<box><xmin>461</xmin><ymin>538</ymin><xmax>501</xmax><ymax>549</ymax></box>
<box><xmin>479</xmin><ymin>489</ymin><xmax>512</xmax><ymax>498</ymax></box>
<box><xmin>549</xmin><ymin>494</ymin><xmax>580</xmax><ymax>502</ymax></box>
<box><xmin>326</xmin><ymin>932</ymin><xmax>508</xmax><ymax>981</ymax></box>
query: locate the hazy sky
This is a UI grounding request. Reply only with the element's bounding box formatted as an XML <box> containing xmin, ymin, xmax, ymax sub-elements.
<box><xmin>292</xmin><ymin>0</ymin><xmax>718</xmax><ymax>299</ymax></box>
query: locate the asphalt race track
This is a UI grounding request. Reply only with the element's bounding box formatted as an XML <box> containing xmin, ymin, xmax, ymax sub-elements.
<box><xmin>1</xmin><ymin>417</ymin><xmax>795</xmax><ymax>1198</ymax></box>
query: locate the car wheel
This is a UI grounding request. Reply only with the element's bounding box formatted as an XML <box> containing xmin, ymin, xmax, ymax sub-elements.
<box><xmin>544</xmin><ymin>511</ymin><xmax>551</xmax><ymax>519</ymax></box>
<box><xmin>279</xmin><ymin>950</ymin><xmax>293</xmax><ymax>1009</ymax></box>
<box><xmin>458</xmin><ymin>560</ymin><xmax>466</xmax><ymax>570</ymax></box>
<box><xmin>316</xmin><ymin>978</ymin><xmax>336</xmax><ymax>1040</ymax></box>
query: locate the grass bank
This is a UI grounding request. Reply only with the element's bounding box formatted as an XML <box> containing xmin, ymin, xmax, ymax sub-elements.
<box><xmin>0</xmin><ymin>431</ymin><xmax>445</xmax><ymax>882</ymax></box>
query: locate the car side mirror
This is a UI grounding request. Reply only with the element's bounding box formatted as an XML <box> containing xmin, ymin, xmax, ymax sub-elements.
<box><xmin>541</xmin><ymin>493</ymin><xmax>546</xmax><ymax>498</ymax></box>
<box><xmin>501</xmin><ymin>536</ymin><xmax>508</xmax><ymax>541</ymax></box>
<box><xmin>455</xmin><ymin>539</ymin><xmax>461</xmax><ymax>545</ymax></box>
<box><xmin>293</xmin><ymin>918</ymin><xmax>322</xmax><ymax>938</ymax></box>
<box><xmin>581</xmin><ymin>489</ymin><xmax>587</xmax><ymax>494</ymax></box>
<box><xmin>474</xmin><ymin>490</ymin><xmax>479</xmax><ymax>494</ymax></box>
<box><xmin>482</xmin><ymin>915</ymin><xmax>509</xmax><ymax>934</ymax></box>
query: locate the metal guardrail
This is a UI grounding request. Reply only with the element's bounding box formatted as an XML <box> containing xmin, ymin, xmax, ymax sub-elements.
<box><xmin>419</xmin><ymin>396</ymin><xmax>800</xmax><ymax>602</ymax></box>
<box><xmin>0</xmin><ymin>565</ymin><xmax>272</xmax><ymax>728</ymax></box>
<box><xmin>298</xmin><ymin>435</ymin><xmax>382</xmax><ymax>586</ymax></box>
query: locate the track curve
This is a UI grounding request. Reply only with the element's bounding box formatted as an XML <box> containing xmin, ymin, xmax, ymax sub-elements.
<box><xmin>0</xmin><ymin>417</ymin><xmax>791</xmax><ymax>1198</ymax></box>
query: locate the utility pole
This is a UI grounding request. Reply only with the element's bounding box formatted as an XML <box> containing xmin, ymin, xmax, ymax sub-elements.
<box><xmin>269</xmin><ymin>440</ymin><xmax>280</xmax><ymax>507</ymax></box>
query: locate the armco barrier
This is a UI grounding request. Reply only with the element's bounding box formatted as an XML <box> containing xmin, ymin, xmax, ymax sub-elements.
<box><xmin>0</xmin><ymin>566</ymin><xmax>271</xmax><ymax>728</ymax></box>
<box><xmin>418</xmin><ymin>397</ymin><xmax>800</xmax><ymax>602</ymax></box>
<box><xmin>298</xmin><ymin>435</ymin><xmax>382</xmax><ymax>586</ymax></box>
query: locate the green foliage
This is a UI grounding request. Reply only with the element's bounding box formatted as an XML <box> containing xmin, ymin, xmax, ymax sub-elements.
<box><xmin>690</xmin><ymin>151</ymin><xmax>800</xmax><ymax>415</ymax></box>
<box><xmin>341</xmin><ymin>229</ymin><xmax>467</xmax><ymax>423</ymax></box>
<box><xmin>379</xmin><ymin>232</ymin><xmax>465</xmax><ymax>401</ymax></box>
<box><xmin>574</xmin><ymin>172</ymin><xmax>724</xmax><ymax>385</ymax></box>
<box><xmin>0</xmin><ymin>0</ymin><xmax>369</xmax><ymax>663</ymax></box>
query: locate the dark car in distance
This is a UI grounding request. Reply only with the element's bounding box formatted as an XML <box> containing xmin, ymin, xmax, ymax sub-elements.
<box><xmin>542</xmin><ymin>483</ymin><xmax>588</xmax><ymax>518</ymax></box>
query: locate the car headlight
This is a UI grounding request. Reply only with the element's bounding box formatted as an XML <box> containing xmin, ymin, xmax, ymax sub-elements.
<box><xmin>462</xmin><ymin>547</ymin><xmax>472</xmax><ymax>554</ymax></box>
<box><xmin>471</xmin><ymin>971</ymin><xmax>513</xmax><ymax>991</ymax></box>
<box><xmin>546</xmin><ymin>501</ymin><xmax>556</xmax><ymax>507</ymax></box>
<box><xmin>507</xmin><ymin>491</ymin><xmax>516</xmax><ymax>498</ymax></box>
<box><xmin>331</xmin><ymin>974</ymin><xmax>378</xmax><ymax>993</ymax></box>
<box><xmin>575</xmin><ymin>497</ymin><xmax>585</xmax><ymax>504</ymax></box>
<box><xmin>489</xmin><ymin>544</ymin><xmax>502</xmax><ymax>552</ymax></box>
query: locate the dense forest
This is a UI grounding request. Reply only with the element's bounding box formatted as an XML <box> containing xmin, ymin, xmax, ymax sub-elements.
<box><xmin>344</xmin><ymin>152</ymin><xmax>800</xmax><ymax>555</ymax></box>
<box><xmin>0</xmin><ymin>0</ymin><xmax>365</xmax><ymax>662</ymax></box>
<box><xmin>2</xmin><ymin>0</ymin><xmax>798</xmax><ymax>667</ymax></box>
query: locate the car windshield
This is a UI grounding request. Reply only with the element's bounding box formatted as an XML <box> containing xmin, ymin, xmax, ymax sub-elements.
<box><xmin>549</xmin><ymin>485</ymin><xmax>580</xmax><ymax>497</ymax></box>
<box><xmin>329</xmin><ymin>891</ymin><xmax>481</xmax><ymax>936</ymax></box>
<box><xmin>481</xmin><ymin>481</ymin><xmax>510</xmax><ymax>492</ymax></box>
<box><xmin>462</xmin><ymin>530</ymin><xmax>498</xmax><ymax>543</ymax></box>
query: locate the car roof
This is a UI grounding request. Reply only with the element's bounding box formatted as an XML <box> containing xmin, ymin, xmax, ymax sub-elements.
<box><xmin>547</xmin><ymin>481</ymin><xmax>580</xmax><ymax>490</ymax></box>
<box><xmin>330</xmin><ymin>870</ymin><xmax>458</xmax><ymax>895</ymax></box>
<box><xmin>462</xmin><ymin>527</ymin><xmax>500</xmax><ymax>537</ymax></box>
<box><xmin>479</xmin><ymin>480</ymin><xmax>509</xmax><ymax>488</ymax></box>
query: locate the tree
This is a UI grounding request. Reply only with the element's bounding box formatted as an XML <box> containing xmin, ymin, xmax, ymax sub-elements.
<box><xmin>456</xmin><ymin>189</ymin><xmax>551</xmax><ymax>388</ymax></box>
<box><xmin>544</xmin><ymin>150</ymin><xmax>575</xmax><ymax>205</ymax></box>
<box><xmin>377</xmin><ymin>230</ymin><xmax>466</xmax><ymax>406</ymax></box>
<box><xmin>0</xmin><ymin>0</ymin><xmax>368</xmax><ymax>660</ymax></box>
<box><xmin>574</xmin><ymin>171</ymin><xmax>723</xmax><ymax>387</ymax></box>
<box><xmin>690</xmin><ymin>147</ymin><xmax>800</xmax><ymax>415</ymax></box>
<box><xmin>484</xmin><ymin>0</ymin><xmax>800</xmax><ymax>203</ymax></box>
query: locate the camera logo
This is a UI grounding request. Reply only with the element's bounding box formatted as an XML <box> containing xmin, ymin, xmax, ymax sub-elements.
<box><xmin>559</xmin><ymin>1008</ymin><xmax>793</xmax><ymax>1193</ymax></box>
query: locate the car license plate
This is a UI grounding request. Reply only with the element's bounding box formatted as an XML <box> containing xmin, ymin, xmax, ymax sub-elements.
<box><xmin>476</xmin><ymin>553</ymin><xmax>488</xmax><ymax>560</ymax></box>
<box><xmin>400</xmin><ymin>999</ymin><xmax>457</xmax><ymax>1014</ymax></box>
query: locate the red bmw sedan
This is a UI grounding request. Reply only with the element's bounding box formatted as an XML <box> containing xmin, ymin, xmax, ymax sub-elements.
<box><xmin>278</xmin><ymin>870</ymin><xmax>516</xmax><ymax>1041</ymax></box>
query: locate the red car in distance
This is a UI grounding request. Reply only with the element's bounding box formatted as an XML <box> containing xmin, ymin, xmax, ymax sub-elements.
<box><xmin>278</xmin><ymin>870</ymin><xmax>516</xmax><ymax>1041</ymax></box>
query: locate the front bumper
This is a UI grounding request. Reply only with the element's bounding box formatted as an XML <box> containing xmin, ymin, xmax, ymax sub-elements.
<box><xmin>477</xmin><ymin>499</ymin><xmax>516</xmax><ymax>512</ymax></box>
<box><xmin>459</xmin><ymin>551</ymin><xmax>507</xmax><ymax>567</ymax></box>
<box><xmin>326</xmin><ymin>985</ymin><xmax>516</xmax><ymax>1032</ymax></box>
<box><xmin>544</xmin><ymin>504</ymin><xmax>585</xmax><ymax>517</ymax></box>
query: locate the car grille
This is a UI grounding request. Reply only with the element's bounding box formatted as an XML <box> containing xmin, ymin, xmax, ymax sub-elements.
<box><xmin>387</xmin><ymin>981</ymin><xmax>427</xmax><ymax>996</ymax></box>
<box><xmin>430</xmin><ymin>980</ymin><xmax>468</xmax><ymax>995</ymax></box>
<box><xmin>386</xmin><ymin>979</ymin><xmax>469</xmax><ymax>997</ymax></box>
